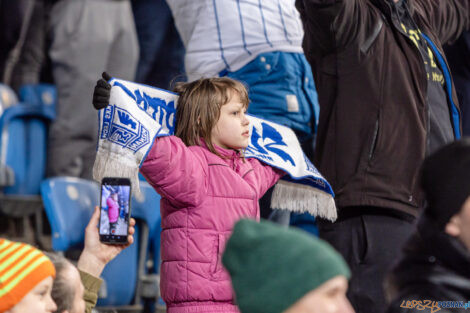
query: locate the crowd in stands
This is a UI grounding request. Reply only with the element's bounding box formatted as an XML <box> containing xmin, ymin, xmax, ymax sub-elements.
<box><xmin>1</xmin><ymin>0</ymin><xmax>470</xmax><ymax>313</ymax></box>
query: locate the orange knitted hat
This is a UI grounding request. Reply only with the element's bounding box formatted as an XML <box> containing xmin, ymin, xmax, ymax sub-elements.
<box><xmin>0</xmin><ymin>239</ymin><xmax>56</xmax><ymax>312</ymax></box>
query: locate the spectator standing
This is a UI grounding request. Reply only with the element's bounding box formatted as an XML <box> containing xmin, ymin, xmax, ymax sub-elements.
<box><xmin>132</xmin><ymin>0</ymin><xmax>185</xmax><ymax>89</ymax></box>
<box><xmin>126</xmin><ymin>77</ymin><xmax>283</xmax><ymax>313</ymax></box>
<box><xmin>296</xmin><ymin>0</ymin><xmax>470</xmax><ymax>312</ymax></box>
<box><xmin>106</xmin><ymin>192</ymin><xmax>120</xmax><ymax>234</ymax></box>
<box><xmin>387</xmin><ymin>139</ymin><xmax>470</xmax><ymax>313</ymax></box>
<box><xmin>47</xmin><ymin>0</ymin><xmax>139</xmax><ymax>179</ymax></box>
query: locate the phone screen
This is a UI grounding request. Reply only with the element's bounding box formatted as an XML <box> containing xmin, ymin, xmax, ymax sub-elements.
<box><xmin>99</xmin><ymin>177</ymin><xmax>131</xmax><ymax>244</ymax></box>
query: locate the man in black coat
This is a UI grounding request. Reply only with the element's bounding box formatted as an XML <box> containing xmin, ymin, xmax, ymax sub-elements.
<box><xmin>387</xmin><ymin>139</ymin><xmax>470</xmax><ymax>313</ymax></box>
<box><xmin>296</xmin><ymin>1</ymin><xmax>470</xmax><ymax>311</ymax></box>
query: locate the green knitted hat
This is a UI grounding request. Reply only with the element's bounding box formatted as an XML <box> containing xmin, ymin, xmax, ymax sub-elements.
<box><xmin>222</xmin><ymin>219</ymin><xmax>350</xmax><ymax>313</ymax></box>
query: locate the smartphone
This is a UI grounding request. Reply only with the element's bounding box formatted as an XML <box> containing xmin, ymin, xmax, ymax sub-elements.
<box><xmin>99</xmin><ymin>177</ymin><xmax>132</xmax><ymax>244</ymax></box>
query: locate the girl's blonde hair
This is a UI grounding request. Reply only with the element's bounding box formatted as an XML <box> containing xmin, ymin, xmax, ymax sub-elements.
<box><xmin>174</xmin><ymin>77</ymin><xmax>249</xmax><ymax>156</ymax></box>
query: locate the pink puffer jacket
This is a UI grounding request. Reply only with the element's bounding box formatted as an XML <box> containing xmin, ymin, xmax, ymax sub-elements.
<box><xmin>106</xmin><ymin>197</ymin><xmax>119</xmax><ymax>223</ymax></box>
<box><xmin>140</xmin><ymin>136</ymin><xmax>284</xmax><ymax>313</ymax></box>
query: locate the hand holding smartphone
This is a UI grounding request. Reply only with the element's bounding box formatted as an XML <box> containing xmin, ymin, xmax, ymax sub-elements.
<box><xmin>99</xmin><ymin>177</ymin><xmax>132</xmax><ymax>244</ymax></box>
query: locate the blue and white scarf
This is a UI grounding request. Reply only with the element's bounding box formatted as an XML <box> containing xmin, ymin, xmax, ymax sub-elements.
<box><xmin>93</xmin><ymin>79</ymin><xmax>337</xmax><ymax>221</ymax></box>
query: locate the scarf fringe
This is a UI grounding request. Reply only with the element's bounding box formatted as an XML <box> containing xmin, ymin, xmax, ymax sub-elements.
<box><xmin>271</xmin><ymin>180</ymin><xmax>338</xmax><ymax>222</ymax></box>
<box><xmin>93</xmin><ymin>150</ymin><xmax>142</xmax><ymax>198</ymax></box>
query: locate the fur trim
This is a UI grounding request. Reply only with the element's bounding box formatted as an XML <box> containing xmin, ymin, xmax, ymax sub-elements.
<box><xmin>271</xmin><ymin>180</ymin><xmax>337</xmax><ymax>222</ymax></box>
<box><xmin>93</xmin><ymin>150</ymin><xmax>141</xmax><ymax>198</ymax></box>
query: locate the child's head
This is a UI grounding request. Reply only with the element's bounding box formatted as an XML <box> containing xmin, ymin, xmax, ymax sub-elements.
<box><xmin>222</xmin><ymin>220</ymin><xmax>354</xmax><ymax>313</ymax></box>
<box><xmin>1</xmin><ymin>239</ymin><xmax>57</xmax><ymax>313</ymax></box>
<box><xmin>47</xmin><ymin>253</ymin><xmax>86</xmax><ymax>313</ymax></box>
<box><xmin>174</xmin><ymin>77</ymin><xmax>250</xmax><ymax>155</ymax></box>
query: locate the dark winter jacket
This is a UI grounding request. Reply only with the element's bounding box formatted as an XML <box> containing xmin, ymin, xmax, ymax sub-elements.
<box><xmin>386</xmin><ymin>215</ymin><xmax>470</xmax><ymax>313</ymax></box>
<box><xmin>296</xmin><ymin>0</ymin><xmax>470</xmax><ymax>216</ymax></box>
<box><xmin>445</xmin><ymin>31</ymin><xmax>470</xmax><ymax>136</ymax></box>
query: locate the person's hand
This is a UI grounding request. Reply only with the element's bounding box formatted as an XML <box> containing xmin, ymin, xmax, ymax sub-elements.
<box><xmin>92</xmin><ymin>72</ymin><xmax>112</xmax><ymax>110</ymax></box>
<box><xmin>77</xmin><ymin>206</ymin><xmax>136</xmax><ymax>277</ymax></box>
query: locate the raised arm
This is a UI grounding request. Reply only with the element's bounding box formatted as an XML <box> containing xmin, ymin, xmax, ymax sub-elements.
<box><xmin>416</xmin><ymin>0</ymin><xmax>470</xmax><ymax>45</ymax></box>
<box><xmin>140</xmin><ymin>136</ymin><xmax>207</xmax><ymax>207</ymax></box>
<box><xmin>295</xmin><ymin>0</ymin><xmax>373</xmax><ymax>55</ymax></box>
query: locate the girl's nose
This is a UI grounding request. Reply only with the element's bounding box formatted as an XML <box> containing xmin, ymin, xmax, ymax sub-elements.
<box><xmin>242</xmin><ymin>114</ymin><xmax>249</xmax><ymax>125</ymax></box>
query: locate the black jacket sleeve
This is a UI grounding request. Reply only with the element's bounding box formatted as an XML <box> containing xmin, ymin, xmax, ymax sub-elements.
<box><xmin>417</xmin><ymin>0</ymin><xmax>470</xmax><ymax>45</ymax></box>
<box><xmin>295</xmin><ymin>0</ymin><xmax>376</xmax><ymax>55</ymax></box>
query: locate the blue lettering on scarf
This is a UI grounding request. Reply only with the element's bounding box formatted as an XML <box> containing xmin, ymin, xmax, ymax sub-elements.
<box><xmin>101</xmin><ymin>105</ymin><xmax>114</xmax><ymax>139</ymax></box>
<box><xmin>114</xmin><ymin>81</ymin><xmax>176</xmax><ymax>135</ymax></box>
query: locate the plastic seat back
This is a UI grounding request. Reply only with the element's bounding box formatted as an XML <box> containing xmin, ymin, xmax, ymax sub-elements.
<box><xmin>1</xmin><ymin>84</ymin><xmax>55</xmax><ymax>195</ymax></box>
<box><xmin>41</xmin><ymin>177</ymin><xmax>99</xmax><ymax>251</ymax></box>
<box><xmin>132</xmin><ymin>181</ymin><xmax>161</xmax><ymax>238</ymax></box>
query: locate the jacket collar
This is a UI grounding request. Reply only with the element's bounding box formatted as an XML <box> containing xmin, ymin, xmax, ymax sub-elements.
<box><xmin>370</xmin><ymin>0</ymin><xmax>415</xmax><ymax>18</ymax></box>
<box><xmin>388</xmin><ymin>215</ymin><xmax>470</xmax><ymax>300</ymax></box>
<box><xmin>417</xmin><ymin>215</ymin><xmax>470</xmax><ymax>277</ymax></box>
<box><xmin>198</xmin><ymin>139</ymin><xmax>241</xmax><ymax>160</ymax></box>
<box><xmin>392</xmin><ymin>214</ymin><xmax>470</xmax><ymax>286</ymax></box>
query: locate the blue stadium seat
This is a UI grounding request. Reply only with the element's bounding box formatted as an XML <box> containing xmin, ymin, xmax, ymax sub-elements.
<box><xmin>98</xmin><ymin>226</ymin><xmax>141</xmax><ymax>306</ymax></box>
<box><xmin>2</xmin><ymin>84</ymin><xmax>55</xmax><ymax>195</ymax></box>
<box><xmin>0</xmin><ymin>83</ymin><xmax>56</xmax><ymax>245</ymax></box>
<box><xmin>19</xmin><ymin>84</ymin><xmax>56</xmax><ymax>110</ymax></box>
<box><xmin>131</xmin><ymin>181</ymin><xmax>161</xmax><ymax>303</ymax></box>
<box><xmin>132</xmin><ymin>181</ymin><xmax>161</xmax><ymax>239</ymax></box>
<box><xmin>40</xmin><ymin>177</ymin><xmax>99</xmax><ymax>250</ymax></box>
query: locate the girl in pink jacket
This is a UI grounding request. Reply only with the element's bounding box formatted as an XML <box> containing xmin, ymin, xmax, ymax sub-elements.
<box><xmin>139</xmin><ymin>77</ymin><xmax>284</xmax><ymax>313</ymax></box>
<box><xmin>106</xmin><ymin>192</ymin><xmax>119</xmax><ymax>233</ymax></box>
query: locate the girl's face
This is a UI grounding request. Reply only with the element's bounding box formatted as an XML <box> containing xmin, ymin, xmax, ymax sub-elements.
<box><xmin>6</xmin><ymin>276</ymin><xmax>57</xmax><ymax>313</ymax></box>
<box><xmin>211</xmin><ymin>92</ymin><xmax>250</xmax><ymax>150</ymax></box>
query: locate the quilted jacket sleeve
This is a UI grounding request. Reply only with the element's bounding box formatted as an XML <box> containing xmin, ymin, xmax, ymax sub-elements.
<box><xmin>140</xmin><ymin>136</ymin><xmax>207</xmax><ymax>207</ymax></box>
<box><xmin>248</xmin><ymin>159</ymin><xmax>286</xmax><ymax>199</ymax></box>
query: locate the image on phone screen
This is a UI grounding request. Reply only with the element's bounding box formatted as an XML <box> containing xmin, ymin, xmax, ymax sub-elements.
<box><xmin>100</xmin><ymin>180</ymin><xmax>130</xmax><ymax>240</ymax></box>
